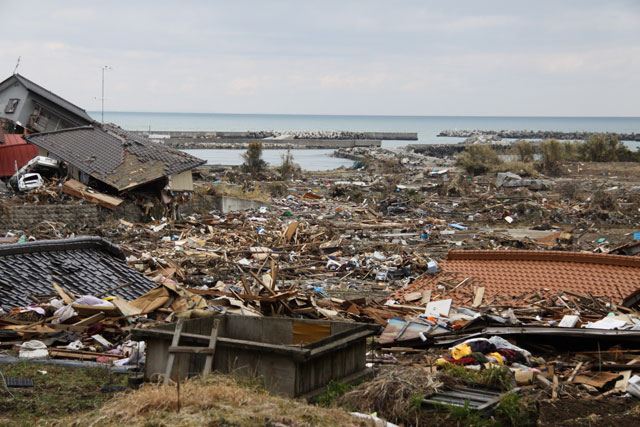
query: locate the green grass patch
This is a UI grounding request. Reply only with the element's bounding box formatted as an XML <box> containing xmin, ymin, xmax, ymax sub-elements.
<box><xmin>317</xmin><ymin>380</ymin><xmax>353</xmax><ymax>408</ymax></box>
<box><xmin>0</xmin><ymin>362</ymin><xmax>127</xmax><ymax>426</ymax></box>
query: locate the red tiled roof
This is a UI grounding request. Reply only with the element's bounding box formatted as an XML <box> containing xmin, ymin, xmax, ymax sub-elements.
<box><xmin>1</xmin><ymin>134</ymin><xmax>28</xmax><ymax>147</ymax></box>
<box><xmin>0</xmin><ymin>134</ymin><xmax>38</xmax><ymax>177</ymax></box>
<box><xmin>440</xmin><ymin>250</ymin><xmax>640</xmax><ymax>302</ymax></box>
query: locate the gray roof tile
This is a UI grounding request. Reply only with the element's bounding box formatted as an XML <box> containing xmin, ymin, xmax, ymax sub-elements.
<box><xmin>0</xmin><ymin>237</ymin><xmax>156</xmax><ymax>309</ymax></box>
<box><xmin>25</xmin><ymin>123</ymin><xmax>206</xmax><ymax>191</ymax></box>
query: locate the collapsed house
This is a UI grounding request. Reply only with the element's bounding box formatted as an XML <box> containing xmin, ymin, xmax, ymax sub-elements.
<box><xmin>24</xmin><ymin>123</ymin><xmax>206</xmax><ymax>209</ymax></box>
<box><xmin>0</xmin><ymin>237</ymin><xmax>156</xmax><ymax>310</ymax></box>
<box><xmin>0</xmin><ymin>73</ymin><xmax>92</xmax><ymax>133</ymax></box>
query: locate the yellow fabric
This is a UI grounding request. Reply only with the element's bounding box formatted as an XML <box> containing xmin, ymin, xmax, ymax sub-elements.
<box><xmin>435</xmin><ymin>358</ymin><xmax>451</xmax><ymax>367</ymax></box>
<box><xmin>488</xmin><ymin>352</ymin><xmax>505</xmax><ymax>365</ymax></box>
<box><xmin>451</xmin><ymin>343</ymin><xmax>472</xmax><ymax>360</ymax></box>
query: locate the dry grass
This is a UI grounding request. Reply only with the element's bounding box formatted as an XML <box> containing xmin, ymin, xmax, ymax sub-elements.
<box><xmin>339</xmin><ymin>367</ymin><xmax>443</xmax><ymax>426</ymax></box>
<box><xmin>49</xmin><ymin>374</ymin><xmax>366</xmax><ymax>427</ymax></box>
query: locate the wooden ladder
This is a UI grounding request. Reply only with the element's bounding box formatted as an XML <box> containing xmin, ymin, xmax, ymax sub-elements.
<box><xmin>164</xmin><ymin>318</ymin><xmax>220</xmax><ymax>384</ymax></box>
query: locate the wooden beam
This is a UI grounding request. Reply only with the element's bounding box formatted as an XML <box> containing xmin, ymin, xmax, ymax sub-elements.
<box><xmin>73</xmin><ymin>312</ymin><xmax>105</xmax><ymax>326</ymax></box>
<box><xmin>164</xmin><ymin>318</ymin><xmax>184</xmax><ymax>384</ymax></box>
<box><xmin>202</xmin><ymin>319</ymin><xmax>220</xmax><ymax>376</ymax></box>
<box><xmin>62</xmin><ymin>179</ymin><xmax>123</xmax><ymax>211</ymax></box>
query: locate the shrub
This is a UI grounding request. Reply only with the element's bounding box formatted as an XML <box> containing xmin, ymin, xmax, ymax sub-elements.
<box><xmin>539</xmin><ymin>139</ymin><xmax>564</xmax><ymax>173</ymax></box>
<box><xmin>455</xmin><ymin>144</ymin><xmax>501</xmax><ymax>175</ymax></box>
<box><xmin>578</xmin><ymin>133</ymin><xmax>640</xmax><ymax>162</ymax></box>
<box><xmin>277</xmin><ymin>149</ymin><xmax>301</xmax><ymax>180</ymax></box>
<box><xmin>513</xmin><ymin>140</ymin><xmax>534</xmax><ymax>162</ymax></box>
<box><xmin>241</xmin><ymin>141</ymin><xmax>267</xmax><ymax>173</ymax></box>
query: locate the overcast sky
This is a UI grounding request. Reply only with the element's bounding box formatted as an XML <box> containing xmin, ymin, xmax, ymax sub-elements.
<box><xmin>0</xmin><ymin>1</ymin><xmax>638</xmax><ymax>116</ymax></box>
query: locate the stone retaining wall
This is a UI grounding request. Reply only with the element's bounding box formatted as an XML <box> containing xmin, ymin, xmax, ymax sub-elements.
<box><xmin>0</xmin><ymin>204</ymin><xmax>100</xmax><ymax>232</ymax></box>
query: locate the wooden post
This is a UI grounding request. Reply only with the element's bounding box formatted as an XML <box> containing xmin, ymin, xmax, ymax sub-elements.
<box><xmin>202</xmin><ymin>319</ymin><xmax>220</xmax><ymax>376</ymax></box>
<box><xmin>164</xmin><ymin>318</ymin><xmax>185</xmax><ymax>384</ymax></box>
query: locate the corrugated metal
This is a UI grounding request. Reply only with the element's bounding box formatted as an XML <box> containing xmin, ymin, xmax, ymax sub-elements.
<box><xmin>0</xmin><ymin>134</ymin><xmax>38</xmax><ymax>177</ymax></box>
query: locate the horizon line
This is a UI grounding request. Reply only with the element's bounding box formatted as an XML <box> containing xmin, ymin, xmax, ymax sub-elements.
<box><xmin>87</xmin><ymin>111</ymin><xmax>640</xmax><ymax>119</ymax></box>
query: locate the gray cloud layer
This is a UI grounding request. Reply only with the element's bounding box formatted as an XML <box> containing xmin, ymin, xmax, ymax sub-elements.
<box><xmin>1</xmin><ymin>0</ymin><xmax>638</xmax><ymax>116</ymax></box>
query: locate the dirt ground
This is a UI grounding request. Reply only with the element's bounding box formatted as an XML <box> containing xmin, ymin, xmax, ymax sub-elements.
<box><xmin>538</xmin><ymin>396</ymin><xmax>640</xmax><ymax>426</ymax></box>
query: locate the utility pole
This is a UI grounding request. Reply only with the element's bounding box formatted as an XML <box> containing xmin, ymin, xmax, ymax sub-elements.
<box><xmin>100</xmin><ymin>65</ymin><xmax>112</xmax><ymax>123</ymax></box>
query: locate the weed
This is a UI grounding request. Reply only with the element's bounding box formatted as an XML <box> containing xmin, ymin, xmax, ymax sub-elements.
<box><xmin>496</xmin><ymin>392</ymin><xmax>537</xmax><ymax>426</ymax></box>
<box><xmin>317</xmin><ymin>380</ymin><xmax>352</xmax><ymax>407</ymax></box>
<box><xmin>407</xmin><ymin>392</ymin><xmax>424</xmax><ymax>413</ymax></box>
<box><xmin>478</xmin><ymin>366</ymin><xmax>513</xmax><ymax>391</ymax></box>
<box><xmin>441</xmin><ymin>365</ymin><xmax>513</xmax><ymax>392</ymax></box>
<box><xmin>446</xmin><ymin>400</ymin><xmax>493</xmax><ymax>426</ymax></box>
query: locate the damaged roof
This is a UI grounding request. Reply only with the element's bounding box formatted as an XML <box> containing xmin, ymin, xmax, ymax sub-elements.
<box><xmin>0</xmin><ymin>73</ymin><xmax>93</xmax><ymax>123</ymax></box>
<box><xmin>439</xmin><ymin>250</ymin><xmax>640</xmax><ymax>302</ymax></box>
<box><xmin>24</xmin><ymin>123</ymin><xmax>206</xmax><ymax>191</ymax></box>
<box><xmin>0</xmin><ymin>237</ymin><xmax>156</xmax><ymax>309</ymax></box>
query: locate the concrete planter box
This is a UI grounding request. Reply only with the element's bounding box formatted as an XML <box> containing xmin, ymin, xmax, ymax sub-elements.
<box><xmin>132</xmin><ymin>315</ymin><xmax>378</xmax><ymax>397</ymax></box>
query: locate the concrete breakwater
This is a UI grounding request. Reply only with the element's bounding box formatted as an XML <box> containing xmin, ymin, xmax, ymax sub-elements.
<box><xmin>131</xmin><ymin>130</ymin><xmax>417</xmax><ymax>140</ymax></box>
<box><xmin>158</xmin><ymin>138</ymin><xmax>381</xmax><ymax>149</ymax></box>
<box><xmin>438</xmin><ymin>129</ymin><xmax>640</xmax><ymax>141</ymax></box>
<box><xmin>129</xmin><ymin>129</ymin><xmax>415</xmax><ymax>149</ymax></box>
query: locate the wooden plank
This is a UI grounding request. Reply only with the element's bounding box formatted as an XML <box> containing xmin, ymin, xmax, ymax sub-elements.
<box><xmin>164</xmin><ymin>318</ymin><xmax>184</xmax><ymax>384</ymax></box>
<box><xmin>62</xmin><ymin>179</ymin><xmax>123</xmax><ymax>211</ymax></box>
<box><xmin>72</xmin><ymin>304</ymin><xmax>120</xmax><ymax>317</ymax></box>
<box><xmin>283</xmin><ymin>222</ymin><xmax>299</xmax><ymax>243</ymax></box>
<box><xmin>186</xmin><ymin>288</ymin><xmax>295</xmax><ymax>302</ymax></box>
<box><xmin>49</xmin><ymin>348</ymin><xmax>119</xmax><ymax>361</ymax></box>
<box><xmin>472</xmin><ymin>287</ymin><xmax>485</xmax><ymax>308</ymax></box>
<box><xmin>567</xmin><ymin>361</ymin><xmax>583</xmax><ymax>382</ymax></box>
<box><xmin>202</xmin><ymin>319</ymin><xmax>220</xmax><ymax>376</ymax></box>
<box><xmin>420</xmin><ymin>290</ymin><xmax>431</xmax><ymax>305</ymax></box>
<box><xmin>73</xmin><ymin>312</ymin><xmax>105</xmax><ymax>326</ymax></box>
<box><xmin>573</xmin><ymin>371</ymin><xmax>623</xmax><ymax>388</ymax></box>
<box><xmin>168</xmin><ymin>346</ymin><xmax>215</xmax><ymax>354</ymax></box>
<box><xmin>52</xmin><ymin>282</ymin><xmax>73</xmax><ymax>304</ymax></box>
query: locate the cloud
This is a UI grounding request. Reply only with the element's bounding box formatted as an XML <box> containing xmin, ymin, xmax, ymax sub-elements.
<box><xmin>0</xmin><ymin>1</ymin><xmax>637</xmax><ymax>116</ymax></box>
<box><xmin>229</xmin><ymin>76</ymin><xmax>259</xmax><ymax>91</ymax></box>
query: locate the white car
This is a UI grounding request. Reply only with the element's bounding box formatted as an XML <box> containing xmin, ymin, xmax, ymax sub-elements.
<box><xmin>17</xmin><ymin>173</ymin><xmax>44</xmax><ymax>191</ymax></box>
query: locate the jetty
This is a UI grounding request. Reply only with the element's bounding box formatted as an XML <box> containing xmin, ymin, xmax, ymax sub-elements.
<box><xmin>129</xmin><ymin>130</ymin><xmax>417</xmax><ymax>149</ymax></box>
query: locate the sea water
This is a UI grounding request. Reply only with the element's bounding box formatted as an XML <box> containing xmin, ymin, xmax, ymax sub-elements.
<box><xmin>91</xmin><ymin>112</ymin><xmax>640</xmax><ymax>170</ymax></box>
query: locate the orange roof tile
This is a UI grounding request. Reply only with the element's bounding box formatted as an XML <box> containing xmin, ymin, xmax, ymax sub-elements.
<box><xmin>438</xmin><ymin>250</ymin><xmax>640</xmax><ymax>303</ymax></box>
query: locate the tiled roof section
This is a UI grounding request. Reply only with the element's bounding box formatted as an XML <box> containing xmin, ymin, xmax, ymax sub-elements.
<box><xmin>0</xmin><ymin>237</ymin><xmax>156</xmax><ymax>309</ymax></box>
<box><xmin>3</xmin><ymin>134</ymin><xmax>31</xmax><ymax>147</ymax></box>
<box><xmin>441</xmin><ymin>250</ymin><xmax>640</xmax><ymax>302</ymax></box>
<box><xmin>25</xmin><ymin>124</ymin><xmax>205</xmax><ymax>191</ymax></box>
<box><xmin>13</xmin><ymin>74</ymin><xmax>93</xmax><ymax>122</ymax></box>
<box><xmin>104</xmin><ymin>124</ymin><xmax>206</xmax><ymax>177</ymax></box>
